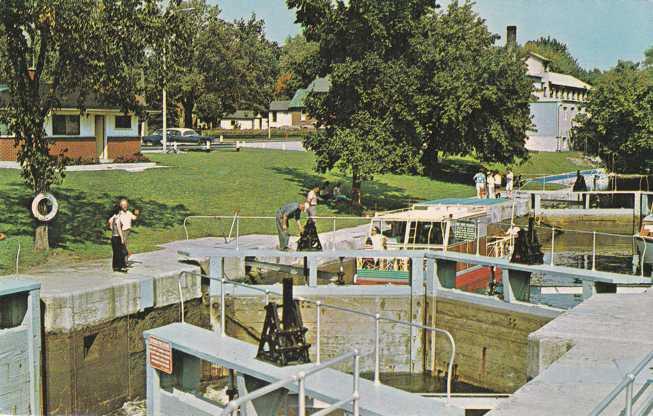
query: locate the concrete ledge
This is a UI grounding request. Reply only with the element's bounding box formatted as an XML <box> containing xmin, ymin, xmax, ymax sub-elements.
<box><xmin>487</xmin><ymin>288</ymin><xmax>653</xmax><ymax>415</ymax></box>
<box><xmin>5</xmin><ymin>248</ymin><xmax>201</xmax><ymax>333</ymax></box>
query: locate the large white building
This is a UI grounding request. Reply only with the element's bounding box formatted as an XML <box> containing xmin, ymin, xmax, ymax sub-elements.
<box><xmin>526</xmin><ymin>51</ymin><xmax>592</xmax><ymax>152</ymax></box>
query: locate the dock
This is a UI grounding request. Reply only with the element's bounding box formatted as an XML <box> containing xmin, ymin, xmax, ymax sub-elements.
<box><xmin>144</xmin><ymin>322</ymin><xmax>464</xmax><ymax>416</ymax></box>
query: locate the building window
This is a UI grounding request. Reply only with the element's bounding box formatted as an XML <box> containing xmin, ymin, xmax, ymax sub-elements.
<box><xmin>272</xmin><ymin>111</ymin><xmax>277</xmax><ymax>123</ymax></box>
<box><xmin>52</xmin><ymin>115</ymin><xmax>80</xmax><ymax>136</ymax></box>
<box><xmin>115</xmin><ymin>115</ymin><xmax>132</xmax><ymax>129</ymax></box>
<box><xmin>230</xmin><ymin>120</ymin><xmax>236</xmax><ymax>126</ymax></box>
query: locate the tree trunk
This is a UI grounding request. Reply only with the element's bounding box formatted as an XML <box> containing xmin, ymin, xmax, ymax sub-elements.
<box><xmin>352</xmin><ymin>168</ymin><xmax>362</xmax><ymax>207</ymax></box>
<box><xmin>34</xmin><ymin>223</ymin><xmax>49</xmax><ymax>251</ymax></box>
<box><xmin>182</xmin><ymin>98</ymin><xmax>195</xmax><ymax>129</ymax></box>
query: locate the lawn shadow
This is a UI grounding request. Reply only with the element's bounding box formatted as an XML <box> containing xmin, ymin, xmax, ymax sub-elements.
<box><xmin>429</xmin><ymin>158</ymin><xmax>482</xmax><ymax>186</ymax></box>
<box><xmin>270</xmin><ymin>167</ymin><xmax>416</xmax><ymax>213</ymax></box>
<box><xmin>0</xmin><ymin>181</ymin><xmax>192</xmax><ymax>249</ymax></box>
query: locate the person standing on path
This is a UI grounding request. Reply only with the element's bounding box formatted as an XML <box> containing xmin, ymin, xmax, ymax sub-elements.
<box><xmin>487</xmin><ymin>171</ymin><xmax>496</xmax><ymax>199</ymax></box>
<box><xmin>306</xmin><ymin>185</ymin><xmax>320</xmax><ymax>221</ymax></box>
<box><xmin>473</xmin><ymin>170</ymin><xmax>486</xmax><ymax>199</ymax></box>
<box><xmin>109</xmin><ymin>206</ymin><xmax>128</xmax><ymax>272</ymax></box>
<box><xmin>118</xmin><ymin>198</ymin><xmax>140</xmax><ymax>265</ymax></box>
<box><xmin>275</xmin><ymin>202</ymin><xmax>306</xmax><ymax>250</ymax></box>
<box><xmin>506</xmin><ymin>169</ymin><xmax>514</xmax><ymax>198</ymax></box>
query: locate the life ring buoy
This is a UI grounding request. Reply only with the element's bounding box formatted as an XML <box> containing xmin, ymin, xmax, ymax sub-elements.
<box><xmin>31</xmin><ymin>193</ymin><xmax>59</xmax><ymax>222</ymax></box>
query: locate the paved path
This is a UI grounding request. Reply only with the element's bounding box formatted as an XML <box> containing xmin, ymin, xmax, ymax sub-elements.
<box><xmin>237</xmin><ymin>140</ymin><xmax>305</xmax><ymax>152</ymax></box>
<box><xmin>487</xmin><ymin>287</ymin><xmax>653</xmax><ymax>416</ymax></box>
<box><xmin>0</xmin><ymin>161</ymin><xmax>160</xmax><ymax>172</ymax></box>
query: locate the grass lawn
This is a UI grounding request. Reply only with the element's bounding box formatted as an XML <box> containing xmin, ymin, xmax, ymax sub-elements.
<box><xmin>0</xmin><ymin>149</ymin><xmax>593</xmax><ymax>273</ymax></box>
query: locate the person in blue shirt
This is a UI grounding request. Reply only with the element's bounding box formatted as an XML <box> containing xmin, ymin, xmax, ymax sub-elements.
<box><xmin>275</xmin><ymin>202</ymin><xmax>306</xmax><ymax>250</ymax></box>
<box><xmin>473</xmin><ymin>170</ymin><xmax>486</xmax><ymax>198</ymax></box>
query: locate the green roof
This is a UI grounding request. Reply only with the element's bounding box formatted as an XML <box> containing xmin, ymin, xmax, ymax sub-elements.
<box><xmin>289</xmin><ymin>88</ymin><xmax>309</xmax><ymax>109</ymax></box>
<box><xmin>307</xmin><ymin>77</ymin><xmax>331</xmax><ymax>93</ymax></box>
<box><xmin>288</xmin><ymin>77</ymin><xmax>331</xmax><ymax>109</ymax></box>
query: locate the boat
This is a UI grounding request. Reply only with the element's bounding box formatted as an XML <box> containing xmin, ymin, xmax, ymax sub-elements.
<box><xmin>634</xmin><ymin>214</ymin><xmax>653</xmax><ymax>275</ymax></box>
<box><xmin>353</xmin><ymin>200</ymin><xmax>511</xmax><ymax>292</ymax></box>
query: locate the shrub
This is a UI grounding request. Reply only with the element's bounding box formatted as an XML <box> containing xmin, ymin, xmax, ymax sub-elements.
<box><xmin>113</xmin><ymin>152</ymin><xmax>151</xmax><ymax>164</ymax></box>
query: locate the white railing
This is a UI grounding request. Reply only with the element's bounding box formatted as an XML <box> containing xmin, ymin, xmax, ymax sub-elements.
<box><xmin>589</xmin><ymin>351</ymin><xmax>653</xmax><ymax>416</ymax></box>
<box><xmin>183</xmin><ymin>214</ymin><xmax>370</xmax><ymax>251</ymax></box>
<box><xmin>220</xmin><ymin>349</ymin><xmax>364</xmax><ymax>416</ymax></box>
<box><xmin>0</xmin><ymin>237</ymin><xmax>22</xmax><ymax>274</ymax></box>
<box><xmin>179</xmin><ymin>271</ymin><xmax>456</xmax><ymax>400</ymax></box>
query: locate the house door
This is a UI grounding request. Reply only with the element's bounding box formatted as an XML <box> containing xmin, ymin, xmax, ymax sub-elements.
<box><xmin>95</xmin><ymin>115</ymin><xmax>105</xmax><ymax>159</ymax></box>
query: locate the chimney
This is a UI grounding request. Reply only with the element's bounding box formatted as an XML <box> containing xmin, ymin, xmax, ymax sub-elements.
<box><xmin>506</xmin><ymin>25</ymin><xmax>517</xmax><ymax>48</ymax></box>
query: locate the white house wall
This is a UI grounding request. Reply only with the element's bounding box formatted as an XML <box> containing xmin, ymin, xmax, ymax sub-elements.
<box><xmin>43</xmin><ymin>111</ymin><xmax>138</xmax><ymax>137</ymax></box>
<box><xmin>219</xmin><ymin>118</ymin><xmax>269</xmax><ymax>130</ymax></box>
<box><xmin>105</xmin><ymin>114</ymin><xmax>139</xmax><ymax>137</ymax></box>
<box><xmin>269</xmin><ymin>111</ymin><xmax>293</xmax><ymax>128</ymax></box>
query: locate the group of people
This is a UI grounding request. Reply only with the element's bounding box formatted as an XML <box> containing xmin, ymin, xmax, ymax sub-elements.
<box><xmin>108</xmin><ymin>198</ymin><xmax>139</xmax><ymax>272</ymax></box>
<box><xmin>473</xmin><ymin>169</ymin><xmax>515</xmax><ymax>199</ymax></box>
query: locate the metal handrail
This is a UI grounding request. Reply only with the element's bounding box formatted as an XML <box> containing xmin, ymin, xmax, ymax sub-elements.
<box><xmin>220</xmin><ymin>349</ymin><xmax>363</xmax><ymax>416</ymax></box>
<box><xmin>0</xmin><ymin>237</ymin><xmax>22</xmax><ymax>274</ymax></box>
<box><xmin>181</xmin><ymin>270</ymin><xmax>456</xmax><ymax>400</ymax></box>
<box><xmin>589</xmin><ymin>351</ymin><xmax>653</xmax><ymax>416</ymax></box>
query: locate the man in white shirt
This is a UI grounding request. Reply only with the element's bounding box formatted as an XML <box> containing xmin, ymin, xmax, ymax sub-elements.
<box><xmin>306</xmin><ymin>185</ymin><xmax>320</xmax><ymax>221</ymax></box>
<box><xmin>118</xmin><ymin>198</ymin><xmax>139</xmax><ymax>264</ymax></box>
<box><xmin>487</xmin><ymin>172</ymin><xmax>496</xmax><ymax>199</ymax></box>
<box><xmin>505</xmin><ymin>169</ymin><xmax>514</xmax><ymax>198</ymax></box>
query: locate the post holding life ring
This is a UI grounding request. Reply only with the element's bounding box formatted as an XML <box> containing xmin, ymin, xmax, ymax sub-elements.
<box><xmin>31</xmin><ymin>193</ymin><xmax>59</xmax><ymax>222</ymax></box>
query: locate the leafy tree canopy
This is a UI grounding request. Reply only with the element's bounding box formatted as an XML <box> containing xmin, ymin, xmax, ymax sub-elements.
<box><xmin>290</xmin><ymin>0</ymin><xmax>533</xmax><ymax>204</ymax></box>
<box><xmin>275</xmin><ymin>33</ymin><xmax>319</xmax><ymax>99</ymax></box>
<box><xmin>0</xmin><ymin>0</ymin><xmax>158</xmax><ymax>249</ymax></box>
<box><xmin>572</xmin><ymin>61</ymin><xmax>653</xmax><ymax>173</ymax></box>
<box><xmin>145</xmin><ymin>0</ymin><xmax>279</xmax><ymax>128</ymax></box>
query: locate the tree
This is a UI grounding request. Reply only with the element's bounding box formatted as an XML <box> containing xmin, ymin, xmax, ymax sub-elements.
<box><xmin>275</xmin><ymin>33</ymin><xmax>319</xmax><ymax>99</ymax></box>
<box><xmin>290</xmin><ymin>0</ymin><xmax>533</xmax><ymax>204</ymax></box>
<box><xmin>146</xmin><ymin>1</ymin><xmax>279</xmax><ymax>128</ymax></box>
<box><xmin>0</xmin><ymin>0</ymin><xmax>157</xmax><ymax>250</ymax></box>
<box><xmin>524</xmin><ymin>36</ymin><xmax>591</xmax><ymax>83</ymax></box>
<box><xmin>288</xmin><ymin>0</ymin><xmax>432</xmax><ymax>206</ymax></box>
<box><xmin>572</xmin><ymin>62</ymin><xmax>653</xmax><ymax>173</ymax></box>
<box><xmin>411</xmin><ymin>1</ymin><xmax>533</xmax><ymax>174</ymax></box>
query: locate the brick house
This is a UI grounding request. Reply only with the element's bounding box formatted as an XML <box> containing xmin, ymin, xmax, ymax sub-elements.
<box><xmin>0</xmin><ymin>88</ymin><xmax>144</xmax><ymax>162</ymax></box>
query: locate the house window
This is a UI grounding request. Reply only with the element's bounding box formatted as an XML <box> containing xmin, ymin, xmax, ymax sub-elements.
<box><xmin>115</xmin><ymin>115</ymin><xmax>132</xmax><ymax>129</ymax></box>
<box><xmin>230</xmin><ymin>120</ymin><xmax>236</xmax><ymax>126</ymax></box>
<box><xmin>52</xmin><ymin>115</ymin><xmax>80</xmax><ymax>136</ymax></box>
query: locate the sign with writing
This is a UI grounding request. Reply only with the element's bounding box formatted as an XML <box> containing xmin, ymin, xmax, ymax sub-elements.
<box><xmin>453</xmin><ymin>222</ymin><xmax>477</xmax><ymax>242</ymax></box>
<box><xmin>148</xmin><ymin>337</ymin><xmax>173</xmax><ymax>374</ymax></box>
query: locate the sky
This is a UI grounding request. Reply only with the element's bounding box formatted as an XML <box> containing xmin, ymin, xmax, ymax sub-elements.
<box><xmin>213</xmin><ymin>0</ymin><xmax>653</xmax><ymax>70</ymax></box>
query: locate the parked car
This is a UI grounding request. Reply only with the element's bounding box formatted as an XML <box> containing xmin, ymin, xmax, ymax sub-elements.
<box><xmin>142</xmin><ymin>128</ymin><xmax>215</xmax><ymax>146</ymax></box>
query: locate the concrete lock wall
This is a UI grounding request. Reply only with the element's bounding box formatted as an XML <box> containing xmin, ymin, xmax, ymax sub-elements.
<box><xmin>43</xmin><ymin>298</ymin><xmax>208</xmax><ymax>415</ymax></box>
<box><xmin>426</xmin><ymin>292</ymin><xmax>557</xmax><ymax>393</ymax></box>
<box><xmin>222</xmin><ymin>294</ymin><xmax>422</xmax><ymax>374</ymax></box>
<box><xmin>217</xmin><ymin>289</ymin><xmax>557</xmax><ymax>394</ymax></box>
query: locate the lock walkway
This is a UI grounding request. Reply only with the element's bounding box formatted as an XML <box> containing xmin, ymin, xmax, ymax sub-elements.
<box><xmin>144</xmin><ymin>322</ymin><xmax>464</xmax><ymax>416</ymax></box>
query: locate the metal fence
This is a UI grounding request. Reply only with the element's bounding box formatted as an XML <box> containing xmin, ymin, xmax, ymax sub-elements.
<box><xmin>178</xmin><ymin>270</ymin><xmax>456</xmax><ymax>401</ymax></box>
<box><xmin>220</xmin><ymin>349</ymin><xmax>365</xmax><ymax>416</ymax></box>
<box><xmin>589</xmin><ymin>351</ymin><xmax>653</xmax><ymax>416</ymax></box>
<box><xmin>0</xmin><ymin>237</ymin><xmax>22</xmax><ymax>275</ymax></box>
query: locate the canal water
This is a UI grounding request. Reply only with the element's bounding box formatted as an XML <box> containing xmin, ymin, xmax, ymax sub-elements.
<box><xmin>524</xmin><ymin>219</ymin><xmax>640</xmax><ymax>309</ymax></box>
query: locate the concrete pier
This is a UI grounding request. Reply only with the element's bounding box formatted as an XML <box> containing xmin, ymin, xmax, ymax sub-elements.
<box><xmin>4</xmin><ymin>248</ymin><xmax>206</xmax><ymax>415</ymax></box>
<box><xmin>487</xmin><ymin>287</ymin><xmax>653</xmax><ymax>415</ymax></box>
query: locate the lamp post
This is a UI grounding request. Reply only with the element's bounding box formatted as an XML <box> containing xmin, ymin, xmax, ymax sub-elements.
<box><xmin>162</xmin><ymin>7</ymin><xmax>195</xmax><ymax>153</ymax></box>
